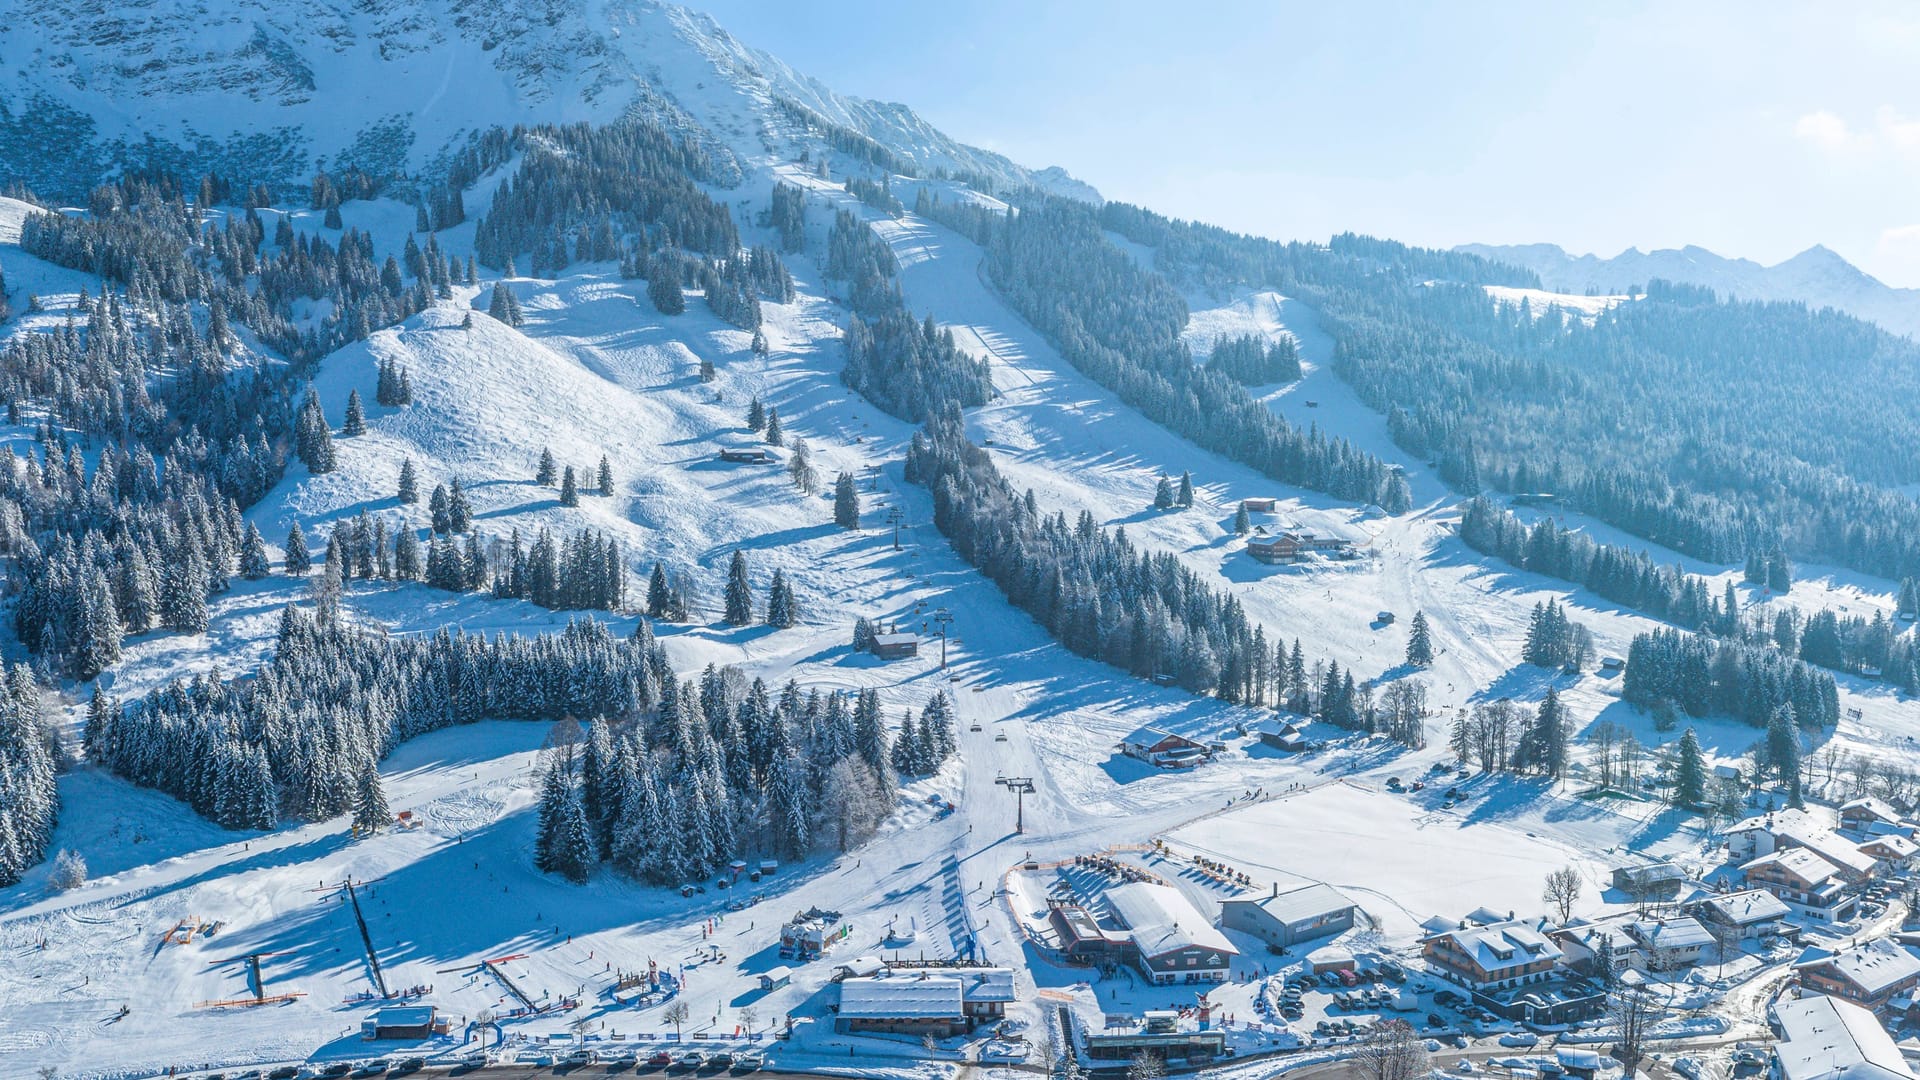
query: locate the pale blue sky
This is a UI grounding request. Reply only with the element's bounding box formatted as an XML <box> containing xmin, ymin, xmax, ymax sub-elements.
<box><xmin>694</xmin><ymin>1</ymin><xmax>1920</xmax><ymax>286</ymax></box>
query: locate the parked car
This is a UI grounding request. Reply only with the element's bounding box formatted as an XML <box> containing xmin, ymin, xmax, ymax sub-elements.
<box><xmin>319</xmin><ymin>1066</ymin><xmax>353</xmax><ymax>1079</ymax></box>
<box><xmin>268</xmin><ymin>1069</ymin><xmax>301</xmax><ymax>1080</ymax></box>
<box><xmin>710</xmin><ymin>1052</ymin><xmax>735</xmax><ymax>1068</ymax></box>
<box><xmin>648</xmin><ymin>1051</ymin><xmax>675</xmax><ymax>1067</ymax></box>
<box><xmin>392</xmin><ymin>1060</ymin><xmax>425</xmax><ymax>1077</ymax></box>
<box><xmin>734</xmin><ymin>1051</ymin><xmax>765</xmax><ymax>1072</ymax></box>
<box><xmin>562</xmin><ymin>1049</ymin><xmax>597</xmax><ymax>1065</ymax></box>
<box><xmin>353</xmin><ymin>1061</ymin><xmax>390</xmax><ymax>1078</ymax></box>
<box><xmin>679</xmin><ymin>1051</ymin><xmax>706</xmax><ymax>1068</ymax></box>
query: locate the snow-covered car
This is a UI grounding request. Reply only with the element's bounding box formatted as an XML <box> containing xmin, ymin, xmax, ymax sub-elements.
<box><xmin>734</xmin><ymin>1051</ymin><xmax>765</xmax><ymax>1071</ymax></box>
<box><xmin>679</xmin><ymin>1050</ymin><xmax>706</xmax><ymax>1068</ymax></box>
<box><xmin>1499</xmin><ymin>1033</ymin><xmax>1540</xmax><ymax>1048</ymax></box>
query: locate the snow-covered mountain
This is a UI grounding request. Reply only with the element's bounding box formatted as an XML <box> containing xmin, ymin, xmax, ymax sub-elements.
<box><xmin>1457</xmin><ymin>240</ymin><xmax>1920</xmax><ymax>338</ymax></box>
<box><xmin>0</xmin><ymin>0</ymin><xmax>1096</xmax><ymax>201</ymax></box>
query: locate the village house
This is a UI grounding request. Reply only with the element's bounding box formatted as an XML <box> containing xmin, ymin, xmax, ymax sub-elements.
<box><xmin>1105</xmin><ymin>882</ymin><xmax>1237</xmax><ymax>984</ymax></box>
<box><xmin>1117</xmin><ymin>726</ymin><xmax>1212</xmax><ymax>769</ymax></box>
<box><xmin>1743</xmin><ymin>848</ymin><xmax>1859</xmax><ymax>923</ymax></box>
<box><xmin>1621</xmin><ymin>916</ymin><xmax>1713</xmax><ymax>971</ymax></box>
<box><xmin>1796</xmin><ymin>940</ymin><xmax>1920</xmax><ymax>1012</ymax></box>
<box><xmin>1729</xmin><ymin>809</ymin><xmax>1878</xmax><ymax>885</ymax></box>
<box><xmin>1859</xmin><ymin>835</ymin><xmax>1918</xmax><ymax>877</ymax></box>
<box><xmin>1421</xmin><ymin>918</ymin><xmax>1562</xmax><ymax>991</ymax></box>
<box><xmin>1241</xmin><ymin>498</ymin><xmax>1278</xmax><ymax>513</ymax></box>
<box><xmin>1773</xmin><ymin>994</ymin><xmax>1915</xmax><ymax>1080</ymax></box>
<box><xmin>1610</xmin><ymin>862</ymin><xmax>1688</xmax><ymax>900</ymax></box>
<box><xmin>1841</xmin><ymin>798</ymin><xmax>1910</xmax><ymax>837</ymax></box>
<box><xmin>1219</xmin><ymin>883</ymin><xmax>1357</xmax><ymax>949</ymax></box>
<box><xmin>1550</xmin><ymin>916</ymin><xmax>1642</xmax><ymax>975</ymax></box>
<box><xmin>1688</xmin><ymin>889</ymin><xmax>1795</xmax><ymax>941</ymax></box>
<box><xmin>780</xmin><ymin>907</ymin><xmax>851</xmax><ymax>958</ymax></box>
<box><xmin>717</xmin><ymin>446</ymin><xmax>775</xmax><ymax>464</ymax></box>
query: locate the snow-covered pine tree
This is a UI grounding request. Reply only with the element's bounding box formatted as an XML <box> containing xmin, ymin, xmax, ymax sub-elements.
<box><xmin>765</xmin><ymin>569</ymin><xmax>796</xmax><ymax>629</ymax></box>
<box><xmin>536</xmin><ymin>448</ymin><xmax>557</xmax><ymax>486</ymax></box>
<box><xmin>397</xmin><ymin>459</ymin><xmax>419</xmax><ymax>504</ymax></box>
<box><xmin>833</xmin><ymin>472</ymin><xmax>860</xmax><ymax>529</ymax></box>
<box><xmin>763</xmin><ymin>407</ymin><xmax>783</xmax><ymax>446</ymax></box>
<box><xmin>1406</xmin><ymin>611</ymin><xmax>1434</xmax><ymax>666</ymax></box>
<box><xmin>560</xmin><ymin>467</ymin><xmax>579</xmax><ymax>507</ymax></box>
<box><xmin>724</xmin><ymin>550</ymin><xmax>753</xmax><ymax>626</ymax></box>
<box><xmin>284</xmin><ymin>523</ymin><xmax>310</xmax><ymax>575</ymax></box>
<box><xmin>342</xmin><ymin>389</ymin><xmax>366</xmax><ymax>436</ymax></box>
<box><xmin>1176</xmin><ymin>471</ymin><xmax>1195</xmax><ymax>508</ymax></box>
<box><xmin>747</xmin><ymin>397</ymin><xmax>766</xmax><ymax>433</ymax></box>
<box><xmin>239</xmin><ymin>523</ymin><xmax>271</xmax><ymax>578</ymax></box>
<box><xmin>448</xmin><ymin>479</ymin><xmax>472</xmax><ymax>533</ymax></box>
<box><xmin>351</xmin><ymin>762</ymin><xmax>391</xmax><ymax>836</ymax></box>
<box><xmin>597</xmin><ymin>456</ymin><xmax>613</xmax><ymax>497</ymax></box>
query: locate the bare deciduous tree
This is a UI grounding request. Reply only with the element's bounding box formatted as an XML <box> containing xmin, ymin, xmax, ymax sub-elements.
<box><xmin>1543</xmin><ymin>865</ymin><xmax>1583</xmax><ymax>924</ymax></box>
<box><xmin>1354</xmin><ymin>1018</ymin><xmax>1429</xmax><ymax>1080</ymax></box>
<box><xmin>663</xmin><ymin>999</ymin><xmax>691</xmax><ymax>1040</ymax></box>
<box><xmin>1609</xmin><ymin>985</ymin><xmax>1663</xmax><ymax>1078</ymax></box>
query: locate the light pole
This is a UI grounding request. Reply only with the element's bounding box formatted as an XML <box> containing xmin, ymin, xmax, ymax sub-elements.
<box><xmin>887</xmin><ymin>506</ymin><xmax>904</xmax><ymax>550</ymax></box>
<box><xmin>933</xmin><ymin>608</ymin><xmax>954</xmax><ymax>669</ymax></box>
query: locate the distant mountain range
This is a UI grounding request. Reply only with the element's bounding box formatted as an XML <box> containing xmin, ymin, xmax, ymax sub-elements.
<box><xmin>1457</xmin><ymin>241</ymin><xmax>1920</xmax><ymax>339</ymax></box>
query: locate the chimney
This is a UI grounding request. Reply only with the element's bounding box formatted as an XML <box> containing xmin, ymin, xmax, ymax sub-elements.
<box><xmin>1271</xmin><ymin>881</ymin><xmax>1278</xmax><ymax>899</ymax></box>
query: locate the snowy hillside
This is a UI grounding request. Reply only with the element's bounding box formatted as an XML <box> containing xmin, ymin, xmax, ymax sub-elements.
<box><xmin>1459</xmin><ymin>240</ymin><xmax>1920</xmax><ymax>338</ymax></box>
<box><xmin>0</xmin><ymin>0</ymin><xmax>1094</xmax><ymax>201</ymax></box>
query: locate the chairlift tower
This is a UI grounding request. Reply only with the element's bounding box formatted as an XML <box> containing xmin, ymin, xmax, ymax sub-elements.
<box><xmin>995</xmin><ymin>775</ymin><xmax>1036</xmax><ymax>833</ymax></box>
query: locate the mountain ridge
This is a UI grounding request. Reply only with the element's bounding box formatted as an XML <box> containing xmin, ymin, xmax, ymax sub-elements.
<box><xmin>0</xmin><ymin>0</ymin><xmax>1097</xmax><ymax>202</ymax></box>
<box><xmin>1457</xmin><ymin>238</ymin><xmax>1920</xmax><ymax>338</ymax></box>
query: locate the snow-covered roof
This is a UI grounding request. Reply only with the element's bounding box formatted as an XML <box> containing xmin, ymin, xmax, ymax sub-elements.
<box><xmin>1745</xmin><ymin>847</ymin><xmax>1845</xmax><ymax>887</ymax></box>
<box><xmin>761</xmin><ymin>965</ymin><xmax>791</xmax><ymax>982</ymax></box>
<box><xmin>1800</xmin><ymin>941</ymin><xmax>1920</xmax><ymax>997</ymax></box>
<box><xmin>872</xmin><ymin>632</ymin><xmax>918</xmax><ymax>646</ymax></box>
<box><xmin>834</xmin><ymin>956</ymin><xmax>887</xmax><ymax>979</ymax></box>
<box><xmin>1775</xmin><ymin>994</ymin><xmax>1915</xmax><ymax>1080</ymax></box>
<box><xmin>1842</xmin><ymin>797</ymin><xmax>1903</xmax><ymax>825</ymax></box>
<box><xmin>1693</xmin><ymin>889</ymin><xmax>1790</xmax><ymax>926</ymax></box>
<box><xmin>837</xmin><ymin>974</ymin><xmax>964</xmax><ymax>1019</ymax></box>
<box><xmin>1628</xmin><ymin>916</ymin><xmax>1713</xmax><ymax>951</ymax></box>
<box><xmin>1225</xmin><ymin>883</ymin><xmax>1355</xmax><ymax>926</ymax></box>
<box><xmin>1106</xmin><ymin>883</ymin><xmax>1236</xmax><ymax>958</ymax></box>
<box><xmin>1741</xmin><ymin>809</ymin><xmax>1879</xmax><ymax>877</ymax></box>
<box><xmin>1430</xmin><ymin>918</ymin><xmax>1560</xmax><ymax>975</ymax></box>
<box><xmin>1862</xmin><ymin>835</ymin><xmax>1918</xmax><ymax>858</ymax></box>
<box><xmin>960</xmin><ymin>967</ymin><xmax>1017</xmax><ymax>1004</ymax></box>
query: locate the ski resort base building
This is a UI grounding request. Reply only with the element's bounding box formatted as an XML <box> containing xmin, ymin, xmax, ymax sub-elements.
<box><xmin>1219</xmin><ymin>883</ymin><xmax>1357</xmax><ymax>949</ymax></box>
<box><xmin>1048</xmin><ymin>883</ymin><xmax>1237</xmax><ymax>984</ymax></box>
<box><xmin>833</xmin><ymin>968</ymin><xmax>1017</xmax><ymax>1036</ymax></box>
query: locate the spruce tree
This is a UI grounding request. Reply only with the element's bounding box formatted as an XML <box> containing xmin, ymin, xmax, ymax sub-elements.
<box><xmin>394</xmin><ymin>528</ymin><xmax>423</xmax><ymax>581</ymax></box>
<box><xmin>536</xmin><ymin>448</ymin><xmax>557</xmax><ymax>485</ymax></box>
<box><xmin>1406</xmin><ymin>611</ymin><xmax>1434</xmax><ymax>667</ymax></box>
<box><xmin>648</xmin><ymin>562</ymin><xmax>673</xmax><ymax>620</ymax></box>
<box><xmin>833</xmin><ymin>472</ymin><xmax>861</xmax><ymax>529</ymax></box>
<box><xmin>429</xmin><ymin>484</ymin><xmax>452</xmax><ymax>534</ymax></box>
<box><xmin>397</xmin><ymin>459</ymin><xmax>419</xmax><ymax>504</ymax></box>
<box><xmin>1673</xmin><ymin>728</ymin><xmax>1708</xmax><ymax>807</ymax></box>
<box><xmin>352</xmin><ymin>763</ymin><xmax>390</xmax><ymax>836</ymax></box>
<box><xmin>1153</xmin><ymin>476</ymin><xmax>1175</xmax><ymax>509</ymax></box>
<box><xmin>560</xmin><ymin>466</ymin><xmax>579</xmax><ymax>507</ymax></box>
<box><xmin>1176</xmin><ymin>471</ymin><xmax>1195</xmax><ymax>508</ymax></box>
<box><xmin>597</xmin><ymin>455</ymin><xmax>614</xmax><ymax>497</ymax></box>
<box><xmin>342</xmin><ymin>389</ymin><xmax>366</xmax><ymax>436</ymax></box>
<box><xmin>764</xmin><ymin>407</ymin><xmax>783</xmax><ymax>446</ymax></box>
<box><xmin>239</xmin><ymin>523</ymin><xmax>271</xmax><ymax>578</ymax></box>
<box><xmin>724</xmin><ymin>550</ymin><xmax>753</xmax><ymax>626</ymax></box>
<box><xmin>1233</xmin><ymin>502</ymin><xmax>1252</xmax><ymax>535</ymax></box>
<box><xmin>647</xmin><ymin>252</ymin><xmax>686</xmax><ymax>315</ymax></box>
<box><xmin>747</xmin><ymin>397</ymin><xmax>766</xmax><ymax>432</ymax></box>
<box><xmin>766</xmin><ymin>569</ymin><xmax>796</xmax><ymax>629</ymax></box>
<box><xmin>285</xmin><ymin>523</ymin><xmax>311</xmax><ymax>575</ymax></box>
